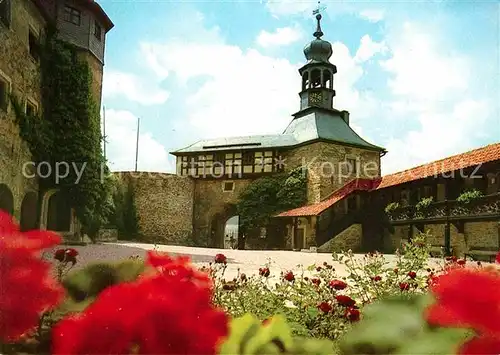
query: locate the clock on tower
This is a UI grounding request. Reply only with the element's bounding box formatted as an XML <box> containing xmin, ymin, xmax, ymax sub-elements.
<box><xmin>309</xmin><ymin>91</ymin><xmax>322</xmax><ymax>106</ymax></box>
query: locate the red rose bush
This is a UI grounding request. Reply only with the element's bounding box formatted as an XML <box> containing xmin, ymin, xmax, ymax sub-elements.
<box><xmin>1</xmin><ymin>210</ymin><xmax>499</xmax><ymax>355</ymax></box>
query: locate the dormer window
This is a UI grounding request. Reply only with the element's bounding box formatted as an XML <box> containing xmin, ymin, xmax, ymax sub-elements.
<box><xmin>94</xmin><ymin>21</ymin><xmax>102</xmax><ymax>41</ymax></box>
<box><xmin>64</xmin><ymin>5</ymin><xmax>81</xmax><ymax>26</ymax></box>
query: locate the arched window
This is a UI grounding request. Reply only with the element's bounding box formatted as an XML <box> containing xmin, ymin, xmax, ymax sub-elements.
<box><xmin>302</xmin><ymin>72</ymin><xmax>309</xmax><ymax>90</ymax></box>
<box><xmin>323</xmin><ymin>70</ymin><xmax>332</xmax><ymax>89</ymax></box>
<box><xmin>310</xmin><ymin>69</ymin><xmax>321</xmax><ymax>88</ymax></box>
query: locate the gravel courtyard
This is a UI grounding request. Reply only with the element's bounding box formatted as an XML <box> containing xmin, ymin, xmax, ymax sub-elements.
<box><xmin>47</xmin><ymin>241</ymin><xmax>414</xmax><ymax>279</ymax></box>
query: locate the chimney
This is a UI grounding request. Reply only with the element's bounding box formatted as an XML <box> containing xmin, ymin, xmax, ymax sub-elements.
<box><xmin>341</xmin><ymin>110</ymin><xmax>350</xmax><ymax>125</ymax></box>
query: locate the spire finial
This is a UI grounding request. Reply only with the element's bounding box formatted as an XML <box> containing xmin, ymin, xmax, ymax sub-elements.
<box><xmin>312</xmin><ymin>1</ymin><xmax>326</xmax><ymax>39</ymax></box>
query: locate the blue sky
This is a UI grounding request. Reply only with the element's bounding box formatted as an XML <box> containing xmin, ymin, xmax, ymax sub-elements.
<box><xmin>99</xmin><ymin>0</ymin><xmax>499</xmax><ymax>174</ymax></box>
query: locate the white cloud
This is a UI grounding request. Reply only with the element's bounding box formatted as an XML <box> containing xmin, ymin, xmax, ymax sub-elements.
<box><xmin>256</xmin><ymin>26</ymin><xmax>303</xmax><ymax>48</ymax></box>
<box><xmin>382</xmin><ymin>99</ymin><xmax>491</xmax><ymax>174</ymax></box>
<box><xmin>378</xmin><ymin>22</ymin><xmax>494</xmax><ymax>174</ymax></box>
<box><xmin>359</xmin><ymin>9</ymin><xmax>385</xmax><ymax>22</ymax></box>
<box><xmin>102</xmin><ymin>70</ymin><xmax>170</xmax><ymax>105</ymax></box>
<box><xmin>106</xmin><ymin>10</ymin><xmax>495</xmax><ymax>182</ymax></box>
<box><xmin>354</xmin><ymin>35</ymin><xmax>387</xmax><ymax>63</ymax></box>
<box><xmin>103</xmin><ymin>109</ymin><xmax>172</xmax><ymax>172</ymax></box>
<box><xmin>379</xmin><ymin>22</ymin><xmax>470</xmax><ymax>102</ymax></box>
<box><xmin>265</xmin><ymin>0</ymin><xmax>315</xmax><ymax>17</ymax></box>
<box><xmin>141</xmin><ymin>16</ymin><xmax>302</xmax><ymax>139</ymax></box>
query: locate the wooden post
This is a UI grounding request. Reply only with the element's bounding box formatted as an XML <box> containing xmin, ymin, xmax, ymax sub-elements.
<box><xmin>444</xmin><ymin>200</ymin><xmax>451</xmax><ymax>256</ymax></box>
<box><xmin>293</xmin><ymin>217</ymin><xmax>298</xmax><ymax>250</ymax></box>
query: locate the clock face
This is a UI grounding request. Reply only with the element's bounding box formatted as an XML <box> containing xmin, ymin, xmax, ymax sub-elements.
<box><xmin>309</xmin><ymin>92</ymin><xmax>322</xmax><ymax>105</ymax></box>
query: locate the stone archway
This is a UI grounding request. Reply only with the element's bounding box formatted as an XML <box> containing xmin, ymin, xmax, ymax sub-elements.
<box><xmin>40</xmin><ymin>189</ymin><xmax>72</xmax><ymax>232</ymax></box>
<box><xmin>0</xmin><ymin>183</ymin><xmax>14</xmax><ymax>215</ymax></box>
<box><xmin>210</xmin><ymin>204</ymin><xmax>238</xmax><ymax>248</ymax></box>
<box><xmin>20</xmin><ymin>191</ymin><xmax>38</xmax><ymax>231</ymax></box>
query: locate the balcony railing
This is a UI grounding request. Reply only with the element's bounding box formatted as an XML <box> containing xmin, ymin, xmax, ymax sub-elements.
<box><xmin>387</xmin><ymin>193</ymin><xmax>500</xmax><ymax>222</ymax></box>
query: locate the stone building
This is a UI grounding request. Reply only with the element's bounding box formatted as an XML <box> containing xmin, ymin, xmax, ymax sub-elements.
<box><xmin>277</xmin><ymin>143</ymin><xmax>500</xmax><ymax>259</ymax></box>
<box><xmin>0</xmin><ymin>0</ymin><xmax>112</xmax><ymax>234</ymax></box>
<box><xmin>125</xmin><ymin>13</ymin><xmax>499</xmax><ymax>258</ymax></box>
<box><xmin>126</xmin><ymin>14</ymin><xmax>385</xmax><ymax>248</ymax></box>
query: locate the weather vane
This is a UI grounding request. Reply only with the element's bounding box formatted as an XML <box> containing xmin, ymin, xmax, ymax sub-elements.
<box><xmin>312</xmin><ymin>1</ymin><xmax>326</xmax><ymax>16</ymax></box>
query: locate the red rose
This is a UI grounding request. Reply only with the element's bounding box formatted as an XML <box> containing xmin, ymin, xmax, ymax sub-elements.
<box><xmin>0</xmin><ymin>211</ymin><xmax>63</xmax><ymax>342</ymax></box>
<box><xmin>52</xmin><ymin>252</ymin><xmax>228</xmax><ymax>354</ymax></box>
<box><xmin>371</xmin><ymin>275</ymin><xmax>382</xmax><ymax>282</ymax></box>
<box><xmin>329</xmin><ymin>279</ymin><xmax>347</xmax><ymax>290</ymax></box>
<box><xmin>408</xmin><ymin>271</ymin><xmax>417</xmax><ymax>279</ymax></box>
<box><xmin>426</xmin><ymin>268</ymin><xmax>500</xmax><ymax>336</ymax></box>
<box><xmin>345</xmin><ymin>307</ymin><xmax>360</xmax><ymax>321</ymax></box>
<box><xmin>399</xmin><ymin>282</ymin><xmax>410</xmax><ymax>291</ymax></box>
<box><xmin>54</xmin><ymin>248</ymin><xmax>66</xmax><ymax>262</ymax></box>
<box><xmin>284</xmin><ymin>271</ymin><xmax>294</xmax><ymax>282</ymax></box>
<box><xmin>311</xmin><ymin>278</ymin><xmax>321</xmax><ymax>286</ymax></box>
<box><xmin>214</xmin><ymin>253</ymin><xmax>227</xmax><ymax>264</ymax></box>
<box><xmin>54</xmin><ymin>248</ymin><xmax>78</xmax><ymax>265</ymax></box>
<box><xmin>335</xmin><ymin>295</ymin><xmax>356</xmax><ymax>307</ymax></box>
<box><xmin>66</xmin><ymin>248</ymin><xmax>78</xmax><ymax>258</ymax></box>
<box><xmin>318</xmin><ymin>302</ymin><xmax>332</xmax><ymax>313</ymax></box>
<box><xmin>259</xmin><ymin>267</ymin><xmax>270</xmax><ymax>277</ymax></box>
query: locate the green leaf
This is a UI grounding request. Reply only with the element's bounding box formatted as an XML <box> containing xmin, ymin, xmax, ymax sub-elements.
<box><xmin>219</xmin><ymin>314</ymin><xmax>261</xmax><ymax>355</ymax></box>
<box><xmin>244</xmin><ymin>314</ymin><xmax>294</xmax><ymax>354</ymax></box>
<box><xmin>394</xmin><ymin>327</ymin><xmax>471</xmax><ymax>355</ymax></box>
<box><xmin>290</xmin><ymin>337</ymin><xmax>338</xmax><ymax>355</ymax></box>
<box><xmin>306</xmin><ymin>306</ymin><xmax>319</xmax><ymax>319</ymax></box>
<box><xmin>219</xmin><ymin>314</ymin><xmax>295</xmax><ymax>355</ymax></box>
<box><xmin>339</xmin><ymin>295</ymin><xmax>428</xmax><ymax>354</ymax></box>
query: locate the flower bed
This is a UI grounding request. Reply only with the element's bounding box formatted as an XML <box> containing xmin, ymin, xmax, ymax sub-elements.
<box><xmin>1</xmin><ymin>211</ymin><xmax>499</xmax><ymax>354</ymax></box>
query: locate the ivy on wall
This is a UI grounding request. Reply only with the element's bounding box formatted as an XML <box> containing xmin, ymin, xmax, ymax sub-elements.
<box><xmin>111</xmin><ymin>178</ymin><xmax>140</xmax><ymax>240</ymax></box>
<box><xmin>237</xmin><ymin>167</ymin><xmax>308</xmax><ymax>238</ymax></box>
<box><xmin>10</xmin><ymin>26</ymin><xmax>110</xmax><ymax>238</ymax></box>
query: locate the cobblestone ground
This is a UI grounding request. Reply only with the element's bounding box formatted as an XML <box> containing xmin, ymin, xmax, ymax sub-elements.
<box><xmin>47</xmin><ymin>242</ymin><xmax>419</xmax><ymax>279</ymax></box>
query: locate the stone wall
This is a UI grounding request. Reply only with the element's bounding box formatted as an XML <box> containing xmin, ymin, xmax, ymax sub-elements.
<box><xmin>465</xmin><ymin>221</ymin><xmax>499</xmax><ymax>248</ymax></box>
<box><xmin>285</xmin><ymin>142</ymin><xmax>380</xmax><ymax>204</ymax></box>
<box><xmin>317</xmin><ymin>223</ymin><xmax>362</xmax><ymax>253</ymax></box>
<box><xmin>119</xmin><ymin>172</ymin><xmax>195</xmax><ymax>245</ymax></box>
<box><xmin>389</xmin><ymin>221</ymin><xmax>499</xmax><ymax>257</ymax></box>
<box><xmin>0</xmin><ymin>0</ymin><xmax>45</xmax><ymax>220</ymax></box>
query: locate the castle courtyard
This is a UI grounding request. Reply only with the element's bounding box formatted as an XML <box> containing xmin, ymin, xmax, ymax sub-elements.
<box><xmin>45</xmin><ymin>242</ymin><xmax>434</xmax><ymax>280</ymax></box>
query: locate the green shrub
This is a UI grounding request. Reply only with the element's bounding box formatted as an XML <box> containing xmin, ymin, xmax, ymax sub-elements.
<box><xmin>456</xmin><ymin>189</ymin><xmax>483</xmax><ymax>204</ymax></box>
<box><xmin>212</xmin><ymin>232</ymin><xmax>439</xmax><ymax>341</ymax></box>
<box><xmin>415</xmin><ymin>196</ymin><xmax>433</xmax><ymax>210</ymax></box>
<box><xmin>384</xmin><ymin>202</ymin><xmax>400</xmax><ymax>213</ymax></box>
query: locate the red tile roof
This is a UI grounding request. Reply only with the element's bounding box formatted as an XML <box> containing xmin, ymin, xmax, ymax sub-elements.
<box><xmin>276</xmin><ymin>142</ymin><xmax>500</xmax><ymax>218</ymax></box>
<box><xmin>374</xmin><ymin>143</ymin><xmax>500</xmax><ymax>190</ymax></box>
<box><xmin>276</xmin><ymin>178</ymin><xmax>375</xmax><ymax>217</ymax></box>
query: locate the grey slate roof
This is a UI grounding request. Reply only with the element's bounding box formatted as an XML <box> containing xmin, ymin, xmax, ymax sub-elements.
<box><xmin>171</xmin><ymin>111</ymin><xmax>385</xmax><ymax>154</ymax></box>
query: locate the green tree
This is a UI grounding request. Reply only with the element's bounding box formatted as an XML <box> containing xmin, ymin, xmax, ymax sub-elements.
<box><xmin>237</xmin><ymin>167</ymin><xmax>307</xmax><ymax>238</ymax></box>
